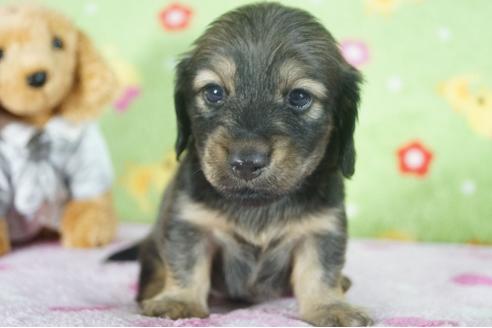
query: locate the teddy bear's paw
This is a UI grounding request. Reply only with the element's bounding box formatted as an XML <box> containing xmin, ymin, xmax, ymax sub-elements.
<box><xmin>61</xmin><ymin>196</ymin><xmax>117</xmax><ymax>248</ymax></box>
<box><xmin>302</xmin><ymin>302</ymin><xmax>373</xmax><ymax>327</ymax></box>
<box><xmin>0</xmin><ymin>237</ymin><xmax>11</xmax><ymax>256</ymax></box>
<box><xmin>0</xmin><ymin>219</ymin><xmax>11</xmax><ymax>256</ymax></box>
<box><xmin>141</xmin><ymin>297</ymin><xmax>208</xmax><ymax>320</ymax></box>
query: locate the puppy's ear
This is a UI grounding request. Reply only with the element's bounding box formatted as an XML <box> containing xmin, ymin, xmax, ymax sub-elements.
<box><xmin>174</xmin><ymin>57</ymin><xmax>192</xmax><ymax>160</ymax></box>
<box><xmin>59</xmin><ymin>31</ymin><xmax>118</xmax><ymax>122</ymax></box>
<box><xmin>335</xmin><ymin>65</ymin><xmax>362</xmax><ymax>178</ymax></box>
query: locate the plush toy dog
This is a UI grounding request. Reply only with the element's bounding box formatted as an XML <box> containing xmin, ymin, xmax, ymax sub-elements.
<box><xmin>0</xmin><ymin>4</ymin><xmax>118</xmax><ymax>255</ymax></box>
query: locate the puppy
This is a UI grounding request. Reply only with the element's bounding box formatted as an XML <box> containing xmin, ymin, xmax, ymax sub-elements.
<box><xmin>117</xmin><ymin>3</ymin><xmax>371</xmax><ymax>326</ymax></box>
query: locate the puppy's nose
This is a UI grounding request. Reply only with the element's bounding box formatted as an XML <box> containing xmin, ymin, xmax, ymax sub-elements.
<box><xmin>27</xmin><ymin>71</ymin><xmax>48</xmax><ymax>88</ymax></box>
<box><xmin>229</xmin><ymin>150</ymin><xmax>270</xmax><ymax>181</ymax></box>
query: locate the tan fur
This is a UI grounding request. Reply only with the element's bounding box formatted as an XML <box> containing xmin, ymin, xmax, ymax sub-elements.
<box><xmin>192</xmin><ymin>69</ymin><xmax>223</xmax><ymax>112</ymax></box>
<box><xmin>177</xmin><ymin>193</ymin><xmax>340</xmax><ymax>247</ymax></box>
<box><xmin>291</xmin><ymin>78</ymin><xmax>328</xmax><ymax>99</ymax></box>
<box><xmin>193</xmin><ymin>69</ymin><xmax>223</xmax><ymax>92</ymax></box>
<box><xmin>270</xmin><ymin>130</ymin><xmax>331</xmax><ymax>191</ymax></box>
<box><xmin>210</xmin><ymin>55</ymin><xmax>236</xmax><ymax>95</ymax></box>
<box><xmin>59</xmin><ymin>30</ymin><xmax>118</xmax><ymax>122</ymax></box>
<box><xmin>138</xmin><ymin>264</ymin><xmax>166</xmax><ymax>302</ymax></box>
<box><xmin>61</xmin><ymin>191</ymin><xmax>117</xmax><ymax>248</ymax></box>
<box><xmin>0</xmin><ymin>219</ymin><xmax>10</xmax><ymax>256</ymax></box>
<box><xmin>277</xmin><ymin>60</ymin><xmax>327</xmax><ymax>121</ymax></box>
<box><xmin>278</xmin><ymin>59</ymin><xmax>327</xmax><ymax>99</ymax></box>
<box><xmin>278</xmin><ymin>59</ymin><xmax>306</xmax><ymax>88</ymax></box>
<box><xmin>192</xmin><ymin>56</ymin><xmax>236</xmax><ymax>95</ymax></box>
<box><xmin>202</xmin><ymin>127</ymin><xmax>331</xmax><ymax>196</ymax></box>
<box><xmin>141</xmin><ymin>251</ymin><xmax>212</xmax><ymax>319</ymax></box>
<box><xmin>292</xmin><ymin>238</ymin><xmax>344</xmax><ymax>315</ymax></box>
<box><xmin>201</xmin><ymin>126</ymin><xmax>230</xmax><ymax>185</ymax></box>
<box><xmin>292</xmin><ymin>238</ymin><xmax>372</xmax><ymax>326</ymax></box>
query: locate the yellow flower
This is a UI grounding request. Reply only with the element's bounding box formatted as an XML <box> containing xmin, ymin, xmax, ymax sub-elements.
<box><xmin>102</xmin><ymin>45</ymin><xmax>141</xmax><ymax>86</ymax></box>
<box><xmin>439</xmin><ymin>75</ymin><xmax>492</xmax><ymax>138</ymax></box>
<box><xmin>378</xmin><ymin>230</ymin><xmax>415</xmax><ymax>241</ymax></box>
<box><xmin>466</xmin><ymin>88</ymin><xmax>492</xmax><ymax>138</ymax></box>
<box><xmin>438</xmin><ymin>75</ymin><xmax>475</xmax><ymax>113</ymax></box>
<box><xmin>365</xmin><ymin>0</ymin><xmax>400</xmax><ymax>15</ymax></box>
<box><xmin>121</xmin><ymin>152</ymin><xmax>178</xmax><ymax>212</ymax></box>
<box><xmin>365</xmin><ymin>0</ymin><xmax>425</xmax><ymax>16</ymax></box>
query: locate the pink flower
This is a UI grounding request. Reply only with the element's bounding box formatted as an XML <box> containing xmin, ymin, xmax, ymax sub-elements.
<box><xmin>340</xmin><ymin>39</ymin><xmax>370</xmax><ymax>68</ymax></box>
<box><xmin>452</xmin><ymin>273</ymin><xmax>492</xmax><ymax>286</ymax></box>
<box><xmin>113</xmin><ymin>85</ymin><xmax>141</xmax><ymax>113</ymax></box>
<box><xmin>159</xmin><ymin>3</ymin><xmax>193</xmax><ymax>31</ymax></box>
<box><xmin>397</xmin><ymin>140</ymin><xmax>433</xmax><ymax>177</ymax></box>
<box><xmin>383</xmin><ymin>317</ymin><xmax>459</xmax><ymax>327</ymax></box>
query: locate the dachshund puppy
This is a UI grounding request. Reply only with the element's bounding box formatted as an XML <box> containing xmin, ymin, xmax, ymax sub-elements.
<box><xmin>123</xmin><ymin>3</ymin><xmax>371</xmax><ymax>326</ymax></box>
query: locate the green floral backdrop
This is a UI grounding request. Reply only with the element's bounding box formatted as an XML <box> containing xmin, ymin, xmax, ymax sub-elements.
<box><xmin>4</xmin><ymin>0</ymin><xmax>492</xmax><ymax>243</ymax></box>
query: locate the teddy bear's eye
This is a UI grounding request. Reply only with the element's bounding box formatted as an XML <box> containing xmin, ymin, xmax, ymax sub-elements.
<box><xmin>0</xmin><ymin>48</ymin><xmax>4</xmax><ymax>60</ymax></box>
<box><xmin>52</xmin><ymin>36</ymin><xmax>64</xmax><ymax>50</ymax></box>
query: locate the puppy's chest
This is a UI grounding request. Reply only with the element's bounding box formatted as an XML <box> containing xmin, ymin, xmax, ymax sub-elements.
<box><xmin>211</xmin><ymin>228</ymin><xmax>295</xmax><ymax>301</ymax></box>
<box><xmin>177</xmin><ymin>197</ymin><xmax>340</xmax><ymax>300</ymax></box>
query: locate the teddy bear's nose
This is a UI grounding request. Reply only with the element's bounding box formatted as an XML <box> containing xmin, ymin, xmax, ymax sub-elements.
<box><xmin>27</xmin><ymin>71</ymin><xmax>48</xmax><ymax>88</ymax></box>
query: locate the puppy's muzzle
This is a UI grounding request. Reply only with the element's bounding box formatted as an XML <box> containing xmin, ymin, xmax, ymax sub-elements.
<box><xmin>229</xmin><ymin>147</ymin><xmax>270</xmax><ymax>181</ymax></box>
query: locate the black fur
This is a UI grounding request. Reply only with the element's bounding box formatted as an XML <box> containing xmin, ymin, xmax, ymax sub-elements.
<box><xmin>108</xmin><ymin>3</ymin><xmax>370</xmax><ymax>326</ymax></box>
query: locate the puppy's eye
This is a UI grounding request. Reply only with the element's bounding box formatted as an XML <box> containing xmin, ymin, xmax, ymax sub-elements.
<box><xmin>287</xmin><ymin>89</ymin><xmax>312</xmax><ymax>111</ymax></box>
<box><xmin>52</xmin><ymin>36</ymin><xmax>64</xmax><ymax>50</ymax></box>
<box><xmin>0</xmin><ymin>48</ymin><xmax>4</xmax><ymax>61</ymax></box>
<box><xmin>203</xmin><ymin>84</ymin><xmax>225</xmax><ymax>105</ymax></box>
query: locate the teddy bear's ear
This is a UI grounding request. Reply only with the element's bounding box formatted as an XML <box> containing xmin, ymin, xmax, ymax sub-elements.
<box><xmin>59</xmin><ymin>31</ymin><xmax>118</xmax><ymax>122</ymax></box>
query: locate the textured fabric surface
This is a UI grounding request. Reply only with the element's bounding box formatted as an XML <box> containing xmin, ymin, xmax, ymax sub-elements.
<box><xmin>1</xmin><ymin>224</ymin><xmax>491</xmax><ymax>326</ymax></box>
<box><xmin>0</xmin><ymin>0</ymin><xmax>488</xmax><ymax>242</ymax></box>
<box><xmin>0</xmin><ymin>117</ymin><xmax>113</xmax><ymax>242</ymax></box>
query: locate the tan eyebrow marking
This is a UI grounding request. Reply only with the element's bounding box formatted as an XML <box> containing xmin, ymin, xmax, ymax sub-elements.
<box><xmin>278</xmin><ymin>59</ymin><xmax>328</xmax><ymax>99</ymax></box>
<box><xmin>211</xmin><ymin>55</ymin><xmax>236</xmax><ymax>94</ymax></box>
<box><xmin>292</xmin><ymin>78</ymin><xmax>328</xmax><ymax>99</ymax></box>
<box><xmin>193</xmin><ymin>69</ymin><xmax>222</xmax><ymax>92</ymax></box>
<box><xmin>192</xmin><ymin>55</ymin><xmax>236</xmax><ymax>95</ymax></box>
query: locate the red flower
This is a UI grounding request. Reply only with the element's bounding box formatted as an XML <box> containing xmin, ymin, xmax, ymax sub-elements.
<box><xmin>159</xmin><ymin>3</ymin><xmax>192</xmax><ymax>31</ymax></box>
<box><xmin>397</xmin><ymin>141</ymin><xmax>433</xmax><ymax>177</ymax></box>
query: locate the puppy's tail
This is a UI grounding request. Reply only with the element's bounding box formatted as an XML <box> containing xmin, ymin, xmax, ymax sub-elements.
<box><xmin>106</xmin><ymin>243</ymin><xmax>140</xmax><ymax>262</ymax></box>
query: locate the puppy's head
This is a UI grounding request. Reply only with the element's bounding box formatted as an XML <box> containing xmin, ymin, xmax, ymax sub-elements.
<box><xmin>0</xmin><ymin>4</ymin><xmax>116</xmax><ymax>123</ymax></box>
<box><xmin>175</xmin><ymin>3</ymin><xmax>362</xmax><ymax>204</ymax></box>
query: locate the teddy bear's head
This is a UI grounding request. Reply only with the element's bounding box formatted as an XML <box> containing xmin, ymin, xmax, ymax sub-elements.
<box><xmin>0</xmin><ymin>4</ymin><xmax>117</xmax><ymax>125</ymax></box>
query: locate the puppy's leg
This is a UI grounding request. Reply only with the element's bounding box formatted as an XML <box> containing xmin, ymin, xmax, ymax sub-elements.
<box><xmin>0</xmin><ymin>219</ymin><xmax>10</xmax><ymax>256</ymax></box>
<box><xmin>140</xmin><ymin>220</ymin><xmax>211</xmax><ymax>319</ymax></box>
<box><xmin>137</xmin><ymin>238</ymin><xmax>166</xmax><ymax>302</ymax></box>
<box><xmin>292</xmin><ymin>234</ymin><xmax>372</xmax><ymax>327</ymax></box>
<box><xmin>61</xmin><ymin>191</ymin><xmax>117</xmax><ymax>248</ymax></box>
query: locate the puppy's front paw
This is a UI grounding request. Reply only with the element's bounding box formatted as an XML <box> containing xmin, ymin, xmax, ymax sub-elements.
<box><xmin>302</xmin><ymin>302</ymin><xmax>373</xmax><ymax>327</ymax></box>
<box><xmin>141</xmin><ymin>298</ymin><xmax>208</xmax><ymax>320</ymax></box>
<box><xmin>61</xmin><ymin>195</ymin><xmax>116</xmax><ymax>248</ymax></box>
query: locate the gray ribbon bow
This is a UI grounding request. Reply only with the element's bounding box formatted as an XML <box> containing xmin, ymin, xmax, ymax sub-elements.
<box><xmin>14</xmin><ymin>131</ymin><xmax>67</xmax><ymax>218</ymax></box>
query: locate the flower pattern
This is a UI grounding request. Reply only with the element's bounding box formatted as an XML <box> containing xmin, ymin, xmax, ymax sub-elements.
<box><xmin>397</xmin><ymin>141</ymin><xmax>433</xmax><ymax>177</ymax></box>
<box><xmin>340</xmin><ymin>40</ymin><xmax>370</xmax><ymax>68</ymax></box>
<box><xmin>158</xmin><ymin>3</ymin><xmax>193</xmax><ymax>31</ymax></box>
<box><xmin>26</xmin><ymin>0</ymin><xmax>492</xmax><ymax>243</ymax></box>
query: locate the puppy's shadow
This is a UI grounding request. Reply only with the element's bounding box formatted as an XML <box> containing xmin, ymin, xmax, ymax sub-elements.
<box><xmin>208</xmin><ymin>294</ymin><xmax>255</xmax><ymax>314</ymax></box>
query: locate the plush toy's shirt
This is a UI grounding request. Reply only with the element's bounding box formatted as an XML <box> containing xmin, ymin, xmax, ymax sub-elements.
<box><xmin>0</xmin><ymin>117</ymin><xmax>113</xmax><ymax>242</ymax></box>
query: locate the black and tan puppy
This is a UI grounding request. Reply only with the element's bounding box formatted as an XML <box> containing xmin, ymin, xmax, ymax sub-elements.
<box><xmin>112</xmin><ymin>3</ymin><xmax>372</xmax><ymax>326</ymax></box>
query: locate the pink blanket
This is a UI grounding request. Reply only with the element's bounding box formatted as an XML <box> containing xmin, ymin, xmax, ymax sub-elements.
<box><xmin>1</xmin><ymin>224</ymin><xmax>491</xmax><ymax>326</ymax></box>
